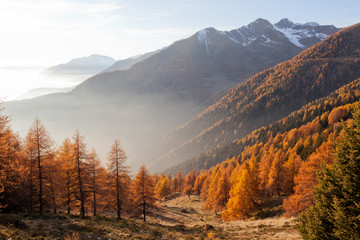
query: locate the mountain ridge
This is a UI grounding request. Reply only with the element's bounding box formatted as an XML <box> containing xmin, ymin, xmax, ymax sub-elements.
<box><xmin>73</xmin><ymin>18</ymin><xmax>338</xmax><ymax>106</ymax></box>
<box><xmin>43</xmin><ymin>54</ymin><xmax>116</xmax><ymax>76</ymax></box>
<box><xmin>153</xmin><ymin>22</ymin><xmax>360</xmax><ymax>172</ymax></box>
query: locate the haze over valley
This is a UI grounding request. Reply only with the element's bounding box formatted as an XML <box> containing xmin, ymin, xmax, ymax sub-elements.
<box><xmin>3</xmin><ymin>18</ymin><xmax>340</xmax><ymax>170</ymax></box>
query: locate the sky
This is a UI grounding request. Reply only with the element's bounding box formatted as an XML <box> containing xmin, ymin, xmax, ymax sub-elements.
<box><xmin>0</xmin><ymin>0</ymin><xmax>359</xmax><ymax>67</ymax></box>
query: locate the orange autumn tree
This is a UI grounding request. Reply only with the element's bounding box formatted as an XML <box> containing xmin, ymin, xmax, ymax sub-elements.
<box><xmin>267</xmin><ymin>149</ymin><xmax>286</xmax><ymax>196</ymax></box>
<box><xmin>107</xmin><ymin>139</ymin><xmax>128</xmax><ymax>219</ymax></box>
<box><xmin>222</xmin><ymin>157</ymin><xmax>259</xmax><ymax>221</ymax></box>
<box><xmin>283</xmin><ymin>140</ymin><xmax>334</xmax><ymax>216</ymax></box>
<box><xmin>213</xmin><ymin>168</ymin><xmax>231</xmax><ymax>212</ymax></box>
<box><xmin>57</xmin><ymin>138</ymin><xmax>76</xmax><ymax>214</ymax></box>
<box><xmin>72</xmin><ymin>130</ymin><xmax>88</xmax><ymax>217</ymax></box>
<box><xmin>203</xmin><ymin>165</ymin><xmax>231</xmax><ymax>214</ymax></box>
<box><xmin>46</xmin><ymin>153</ymin><xmax>62</xmax><ymax>214</ymax></box>
<box><xmin>155</xmin><ymin>174</ymin><xmax>171</xmax><ymax>200</ymax></box>
<box><xmin>282</xmin><ymin>149</ymin><xmax>302</xmax><ymax>195</ymax></box>
<box><xmin>0</xmin><ymin>107</ymin><xmax>22</xmax><ymax>211</ymax></box>
<box><xmin>174</xmin><ymin>171</ymin><xmax>184</xmax><ymax>194</ymax></box>
<box><xmin>193</xmin><ymin>171</ymin><xmax>209</xmax><ymax>196</ymax></box>
<box><xmin>25</xmin><ymin>119</ymin><xmax>55</xmax><ymax>215</ymax></box>
<box><xmin>200</xmin><ymin>174</ymin><xmax>210</xmax><ymax>201</ymax></box>
<box><xmin>87</xmin><ymin>148</ymin><xmax>102</xmax><ymax>217</ymax></box>
<box><xmin>133</xmin><ymin>165</ymin><xmax>156</xmax><ymax>222</ymax></box>
<box><xmin>258</xmin><ymin>150</ymin><xmax>275</xmax><ymax>196</ymax></box>
<box><xmin>203</xmin><ymin>167</ymin><xmax>221</xmax><ymax>212</ymax></box>
<box><xmin>182</xmin><ymin>169</ymin><xmax>197</xmax><ymax>199</ymax></box>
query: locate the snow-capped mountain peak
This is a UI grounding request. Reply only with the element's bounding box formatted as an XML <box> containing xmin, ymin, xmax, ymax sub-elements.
<box><xmin>196</xmin><ymin>18</ymin><xmax>338</xmax><ymax>50</ymax></box>
<box><xmin>275</xmin><ymin>18</ymin><xmax>295</xmax><ymax>28</ymax></box>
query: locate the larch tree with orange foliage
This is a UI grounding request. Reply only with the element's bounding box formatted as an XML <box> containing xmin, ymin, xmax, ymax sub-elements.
<box><xmin>133</xmin><ymin>165</ymin><xmax>156</xmax><ymax>222</ymax></box>
<box><xmin>258</xmin><ymin>151</ymin><xmax>274</xmax><ymax>196</ymax></box>
<box><xmin>0</xmin><ymin>108</ymin><xmax>22</xmax><ymax>211</ymax></box>
<box><xmin>72</xmin><ymin>130</ymin><xmax>88</xmax><ymax>217</ymax></box>
<box><xmin>107</xmin><ymin>139</ymin><xmax>128</xmax><ymax>219</ymax></box>
<box><xmin>213</xmin><ymin>169</ymin><xmax>230</xmax><ymax>212</ymax></box>
<box><xmin>46</xmin><ymin>155</ymin><xmax>62</xmax><ymax>214</ymax></box>
<box><xmin>25</xmin><ymin>119</ymin><xmax>54</xmax><ymax>215</ymax></box>
<box><xmin>57</xmin><ymin>138</ymin><xmax>76</xmax><ymax>214</ymax></box>
<box><xmin>203</xmin><ymin>166</ymin><xmax>231</xmax><ymax>214</ymax></box>
<box><xmin>174</xmin><ymin>172</ymin><xmax>184</xmax><ymax>194</ymax></box>
<box><xmin>282</xmin><ymin>150</ymin><xmax>302</xmax><ymax>195</ymax></box>
<box><xmin>200</xmin><ymin>175</ymin><xmax>210</xmax><ymax>201</ymax></box>
<box><xmin>87</xmin><ymin>148</ymin><xmax>102</xmax><ymax>216</ymax></box>
<box><xmin>222</xmin><ymin>158</ymin><xmax>259</xmax><ymax>221</ymax></box>
<box><xmin>283</xmin><ymin>140</ymin><xmax>333</xmax><ymax>216</ymax></box>
<box><xmin>167</xmin><ymin>174</ymin><xmax>173</xmax><ymax>194</ymax></box>
<box><xmin>267</xmin><ymin>150</ymin><xmax>286</xmax><ymax>196</ymax></box>
<box><xmin>155</xmin><ymin>175</ymin><xmax>170</xmax><ymax>200</ymax></box>
<box><xmin>182</xmin><ymin>169</ymin><xmax>197</xmax><ymax>199</ymax></box>
<box><xmin>193</xmin><ymin>171</ymin><xmax>209</xmax><ymax>196</ymax></box>
<box><xmin>203</xmin><ymin>168</ymin><xmax>221</xmax><ymax>212</ymax></box>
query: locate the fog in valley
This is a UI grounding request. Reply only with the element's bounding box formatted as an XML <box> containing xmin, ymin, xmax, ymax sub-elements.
<box><xmin>4</xmin><ymin>89</ymin><xmax>203</xmax><ymax>172</ymax></box>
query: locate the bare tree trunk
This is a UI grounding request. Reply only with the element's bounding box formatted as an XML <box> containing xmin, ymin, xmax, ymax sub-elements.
<box><xmin>29</xmin><ymin>176</ymin><xmax>33</xmax><ymax>213</ymax></box>
<box><xmin>37</xmin><ymin>141</ymin><xmax>43</xmax><ymax>215</ymax></box>
<box><xmin>77</xmin><ymin>154</ymin><xmax>85</xmax><ymax>217</ymax></box>
<box><xmin>93</xmin><ymin>177</ymin><xmax>96</xmax><ymax>217</ymax></box>
<box><xmin>67</xmin><ymin>172</ymin><xmax>71</xmax><ymax>214</ymax></box>
<box><xmin>143</xmin><ymin>201</ymin><xmax>146</xmax><ymax>222</ymax></box>
<box><xmin>49</xmin><ymin>175</ymin><xmax>56</xmax><ymax>214</ymax></box>
<box><xmin>116</xmin><ymin>152</ymin><xmax>121</xmax><ymax>219</ymax></box>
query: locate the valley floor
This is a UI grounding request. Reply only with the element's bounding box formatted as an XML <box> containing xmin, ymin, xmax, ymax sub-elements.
<box><xmin>0</xmin><ymin>196</ymin><xmax>301</xmax><ymax>240</ymax></box>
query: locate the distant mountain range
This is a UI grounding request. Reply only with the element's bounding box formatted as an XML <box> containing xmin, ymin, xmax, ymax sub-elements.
<box><xmin>155</xmin><ymin>22</ymin><xmax>360</xmax><ymax>172</ymax></box>
<box><xmin>43</xmin><ymin>54</ymin><xmax>116</xmax><ymax>76</ymax></box>
<box><xmin>73</xmin><ymin>18</ymin><xmax>338</xmax><ymax>106</ymax></box>
<box><xmin>4</xmin><ymin>18</ymin><xmax>341</xmax><ymax>170</ymax></box>
<box><xmin>15</xmin><ymin>87</ymin><xmax>75</xmax><ymax>100</ymax></box>
<box><xmin>103</xmin><ymin>50</ymin><xmax>160</xmax><ymax>72</ymax></box>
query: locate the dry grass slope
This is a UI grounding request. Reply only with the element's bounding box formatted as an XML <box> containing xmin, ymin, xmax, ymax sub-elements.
<box><xmin>0</xmin><ymin>195</ymin><xmax>301</xmax><ymax>239</ymax></box>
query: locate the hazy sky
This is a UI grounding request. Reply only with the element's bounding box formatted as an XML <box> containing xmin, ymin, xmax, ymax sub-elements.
<box><xmin>1</xmin><ymin>0</ymin><xmax>359</xmax><ymax>67</ymax></box>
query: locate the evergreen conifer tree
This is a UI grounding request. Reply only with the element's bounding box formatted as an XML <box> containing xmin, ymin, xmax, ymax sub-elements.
<box><xmin>298</xmin><ymin>106</ymin><xmax>360</xmax><ymax>239</ymax></box>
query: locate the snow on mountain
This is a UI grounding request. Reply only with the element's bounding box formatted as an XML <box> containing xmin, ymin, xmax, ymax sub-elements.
<box><xmin>274</xmin><ymin>26</ymin><xmax>306</xmax><ymax>48</ymax></box>
<box><xmin>196</xmin><ymin>18</ymin><xmax>338</xmax><ymax>50</ymax></box>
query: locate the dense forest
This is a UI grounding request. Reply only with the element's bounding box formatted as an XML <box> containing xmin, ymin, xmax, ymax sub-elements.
<box><xmin>167</xmin><ymin>77</ymin><xmax>360</xmax><ymax>175</ymax></box>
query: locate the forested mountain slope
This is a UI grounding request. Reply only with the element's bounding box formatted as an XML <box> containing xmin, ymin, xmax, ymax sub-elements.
<box><xmin>155</xmin><ymin>23</ymin><xmax>360</xmax><ymax>172</ymax></box>
<box><xmin>166</xmin><ymin>77</ymin><xmax>360</xmax><ymax>175</ymax></box>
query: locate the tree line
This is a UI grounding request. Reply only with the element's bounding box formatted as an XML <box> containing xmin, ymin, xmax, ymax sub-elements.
<box><xmin>0</xmin><ymin>110</ymin><xmax>158</xmax><ymax>221</ymax></box>
<box><xmin>168</xmin><ymin>77</ymin><xmax>360</xmax><ymax>176</ymax></box>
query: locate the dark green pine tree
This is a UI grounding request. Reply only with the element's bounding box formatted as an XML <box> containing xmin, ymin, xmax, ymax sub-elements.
<box><xmin>298</xmin><ymin>105</ymin><xmax>360</xmax><ymax>240</ymax></box>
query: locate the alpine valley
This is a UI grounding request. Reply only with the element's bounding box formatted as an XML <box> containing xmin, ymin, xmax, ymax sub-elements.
<box><xmin>4</xmin><ymin>18</ymin><xmax>340</xmax><ymax>170</ymax></box>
